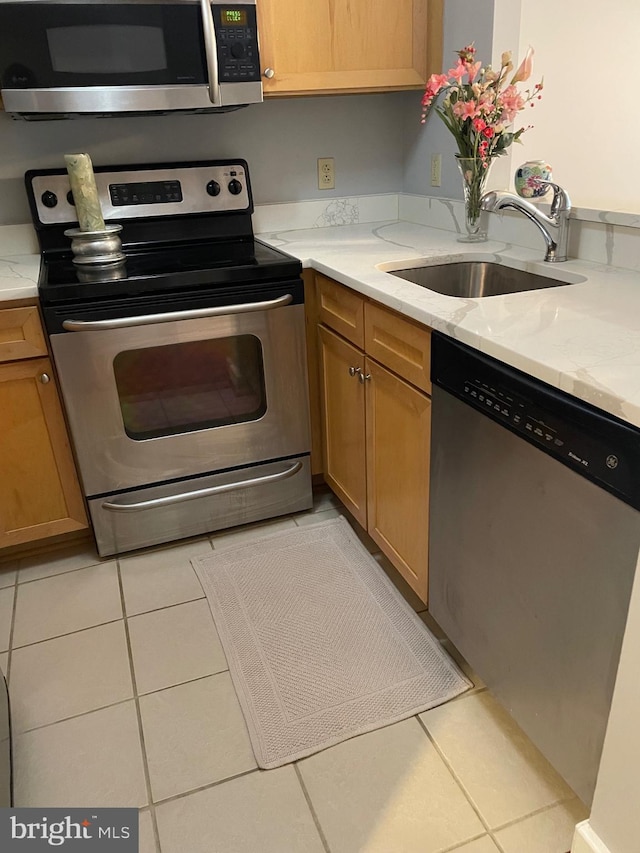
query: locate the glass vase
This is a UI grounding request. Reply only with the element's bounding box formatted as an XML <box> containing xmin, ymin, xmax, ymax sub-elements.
<box><xmin>455</xmin><ymin>155</ymin><xmax>492</xmax><ymax>242</ymax></box>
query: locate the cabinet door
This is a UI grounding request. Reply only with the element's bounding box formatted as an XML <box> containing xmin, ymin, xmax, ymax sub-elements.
<box><xmin>0</xmin><ymin>358</ymin><xmax>88</xmax><ymax>548</ymax></box>
<box><xmin>258</xmin><ymin>0</ymin><xmax>441</xmax><ymax>96</ymax></box>
<box><xmin>318</xmin><ymin>326</ymin><xmax>367</xmax><ymax>526</ymax></box>
<box><xmin>365</xmin><ymin>357</ymin><xmax>430</xmax><ymax>602</ymax></box>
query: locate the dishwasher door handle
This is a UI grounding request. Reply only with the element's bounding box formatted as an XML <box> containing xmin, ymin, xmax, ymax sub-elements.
<box><xmin>101</xmin><ymin>460</ymin><xmax>303</xmax><ymax>513</ymax></box>
<box><xmin>62</xmin><ymin>293</ymin><xmax>293</xmax><ymax>331</ymax></box>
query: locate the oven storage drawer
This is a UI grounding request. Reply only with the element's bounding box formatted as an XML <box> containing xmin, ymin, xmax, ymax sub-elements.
<box><xmin>88</xmin><ymin>455</ymin><xmax>312</xmax><ymax>556</ymax></box>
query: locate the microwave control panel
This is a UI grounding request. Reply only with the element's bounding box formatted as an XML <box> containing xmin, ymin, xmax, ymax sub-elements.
<box><xmin>215</xmin><ymin>6</ymin><xmax>261</xmax><ymax>82</ymax></box>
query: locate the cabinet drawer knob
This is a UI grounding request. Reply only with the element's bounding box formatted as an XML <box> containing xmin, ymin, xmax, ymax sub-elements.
<box><xmin>39</xmin><ymin>373</ymin><xmax>50</xmax><ymax>384</ymax></box>
<box><xmin>348</xmin><ymin>366</ymin><xmax>362</xmax><ymax>377</ymax></box>
<box><xmin>263</xmin><ymin>67</ymin><xmax>275</xmax><ymax>79</ymax></box>
<box><xmin>358</xmin><ymin>372</ymin><xmax>372</xmax><ymax>384</ymax></box>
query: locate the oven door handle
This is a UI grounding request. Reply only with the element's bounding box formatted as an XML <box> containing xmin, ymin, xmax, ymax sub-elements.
<box><xmin>200</xmin><ymin>0</ymin><xmax>221</xmax><ymax>105</ymax></box>
<box><xmin>61</xmin><ymin>293</ymin><xmax>293</xmax><ymax>331</ymax></box>
<box><xmin>101</xmin><ymin>460</ymin><xmax>304</xmax><ymax>513</ymax></box>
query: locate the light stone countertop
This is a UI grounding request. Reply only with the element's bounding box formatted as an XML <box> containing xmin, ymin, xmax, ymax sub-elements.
<box><xmin>0</xmin><ymin>254</ymin><xmax>40</xmax><ymax>301</ymax></box>
<box><xmin>3</xmin><ymin>219</ymin><xmax>640</xmax><ymax>429</ymax></box>
<box><xmin>0</xmin><ymin>225</ymin><xmax>40</xmax><ymax>300</ymax></box>
<box><xmin>257</xmin><ymin>221</ymin><xmax>640</xmax><ymax>429</ymax></box>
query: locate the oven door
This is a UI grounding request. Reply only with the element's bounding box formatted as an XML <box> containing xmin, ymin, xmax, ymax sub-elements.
<box><xmin>49</xmin><ymin>284</ymin><xmax>309</xmax><ymax>496</ymax></box>
<box><xmin>0</xmin><ymin>1</ymin><xmax>261</xmax><ymax>115</ymax></box>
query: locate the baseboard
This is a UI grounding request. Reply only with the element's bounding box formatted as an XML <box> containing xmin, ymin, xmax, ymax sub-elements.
<box><xmin>572</xmin><ymin>820</ymin><xmax>612</xmax><ymax>853</ymax></box>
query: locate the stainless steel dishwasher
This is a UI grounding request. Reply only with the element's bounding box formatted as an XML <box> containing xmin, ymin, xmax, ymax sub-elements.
<box><xmin>428</xmin><ymin>332</ymin><xmax>640</xmax><ymax>805</ymax></box>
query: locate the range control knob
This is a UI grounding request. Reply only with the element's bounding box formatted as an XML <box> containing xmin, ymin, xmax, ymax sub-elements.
<box><xmin>41</xmin><ymin>190</ymin><xmax>58</xmax><ymax>209</ymax></box>
<box><xmin>230</xmin><ymin>42</ymin><xmax>246</xmax><ymax>59</ymax></box>
<box><xmin>206</xmin><ymin>180</ymin><xmax>221</xmax><ymax>197</ymax></box>
<box><xmin>66</xmin><ymin>190</ymin><xmax>75</xmax><ymax>206</ymax></box>
<box><xmin>228</xmin><ymin>179</ymin><xmax>243</xmax><ymax>195</ymax></box>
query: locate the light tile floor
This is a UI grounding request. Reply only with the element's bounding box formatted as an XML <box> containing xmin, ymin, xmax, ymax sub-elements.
<box><xmin>0</xmin><ymin>490</ymin><xmax>587</xmax><ymax>853</ymax></box>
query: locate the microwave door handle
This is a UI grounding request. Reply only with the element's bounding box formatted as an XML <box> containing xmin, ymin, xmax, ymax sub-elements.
<box><xmin>200</xmin><ymin>0</ymin><xmax>221</xmax><ymax>105</ymax></box>
<box><xmin>101</xmin><ymin>460</ymin><xmax>304</xmax><ymax>512</ymax></box>
<box><xmin>61</xmin><ymin>293</ymin><xmax>293</xmax><ymax>331</ymax></box>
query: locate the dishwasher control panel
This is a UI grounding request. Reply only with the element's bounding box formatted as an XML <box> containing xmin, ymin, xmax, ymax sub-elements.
<box><xmin>461</xmin><ymin>379</ymin><xmax>566</xmax><ymax>450</ymax></box>
<box><xmin>432</xmin><ymin>332</ymin><xmax>640</xmax><ymax>510</ymax></box>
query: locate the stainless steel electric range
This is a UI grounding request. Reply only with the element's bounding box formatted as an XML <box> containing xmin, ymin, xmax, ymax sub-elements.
<box><xmin>27</xmin><ymin>159</ymin><xmax>312</xmax><ymax>556</ymax></box>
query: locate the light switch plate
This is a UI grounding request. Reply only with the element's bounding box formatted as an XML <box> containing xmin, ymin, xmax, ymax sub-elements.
<box><xmin>431</xmin><ymin>154</ymin><xmax>442</xmax><ymax>187</ymax></box>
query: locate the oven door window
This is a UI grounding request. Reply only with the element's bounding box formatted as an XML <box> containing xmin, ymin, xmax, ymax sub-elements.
<box><xmin>113</xmin><ymin>336</ymin><xmax>266</xmax><ymax>441</ymax></box>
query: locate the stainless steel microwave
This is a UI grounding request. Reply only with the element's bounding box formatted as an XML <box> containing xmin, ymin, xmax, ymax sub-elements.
<box><xmin>0</xmin><ymin>0</ymin><xmax>263</xmax><ymax>119</ymax></box>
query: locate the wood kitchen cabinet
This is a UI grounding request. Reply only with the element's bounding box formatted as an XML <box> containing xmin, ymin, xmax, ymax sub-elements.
<box><xmin>0</xmin><ymin>304</ymin><xmax>88</xmax><ymax>550</ymax></box>
<box><xmin>318</xmin><ymin>325</ymin><xmax>367</xmax><ymax>525</ymax></box>
<box><xmin>257</xmin><ymin>0</ymin><xmax>443</xmax><ymax>97</ymax></box>
<box><xmin>317</xmin><ymin>275</ymin><xmax>432</xmax><ymax>602</ymax></box>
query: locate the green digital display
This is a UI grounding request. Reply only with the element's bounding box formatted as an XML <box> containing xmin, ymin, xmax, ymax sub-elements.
<box><xmin>221</xmin><ymin>9</ymin><xmax>247</xmax><ymax>25</ymax></box>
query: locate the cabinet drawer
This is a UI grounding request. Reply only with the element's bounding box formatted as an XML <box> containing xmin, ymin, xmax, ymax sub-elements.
<box><xmin>365</xmin><ymin>302</ymin><xmax>431</xmax><ymax>393</ymax></box>
<box><xmin>0</xmin><ymin>306</ymin><xmax>48</xmax><ymax>363</ymax></box>
<box><xmin>316</xmin><ymin>274</ymin><xmax>365</xmax><ymax>348</ymax></box>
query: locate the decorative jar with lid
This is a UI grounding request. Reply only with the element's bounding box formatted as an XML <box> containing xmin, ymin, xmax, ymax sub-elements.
<box><xmin>514</xmin><ymin>160</ymin><xmax>553</xmax><ymax>199</ymax></box>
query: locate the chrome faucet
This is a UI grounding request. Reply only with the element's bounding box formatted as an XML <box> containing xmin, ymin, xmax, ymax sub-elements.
<box><xmin>480</xmin><ymin>181</ymin><xmax>572</xmax><ymax>263</ymax></box>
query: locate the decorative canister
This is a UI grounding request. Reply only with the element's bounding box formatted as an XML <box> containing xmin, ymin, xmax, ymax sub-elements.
<box><xmin>63</xmin><ymin>223</ymin><xmax>126</xmax><ymax>267</ymax></box>
<box><xmin>514</xmin><ymin>160</ymin><xmax>553</xmax><ymax>199</ymax></box>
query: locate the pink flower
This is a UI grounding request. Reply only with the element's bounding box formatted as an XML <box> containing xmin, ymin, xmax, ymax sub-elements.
<box><xmin>425</xmin><ymin>73</ymin><xmax>449</xmax><ymax>98</ymax></box>
<box><xmin>447</xmin><ymin>61</ymin><xmax>467</xmax><ymax>82</ymax></box>
<box><xmin>511</xmin><ymin>46</ymin><xmax>534</xmax><ymax>84</ymax></box>
<box><xmin>472</xmin><ymin>117</ymin><xmax>487</xmax><ymax>132</ymax></box>
<box><xmin>497</xmin><ymin>84</ymin><xmax>525</xmax><ymax>123</ymax></box>
<box><xmin>482</xmin><ymin>125</ymin><xmax>495</xmax><ymax>138</ymax></box>
<box><xmin>452</xmin><ymin>99</ymin><xmax>480</xmax><ymax>120</ymax></box>
<box><xmin>466</xmin><ymin>61</ymin><xmax>482</xmax><ymax>83</ymax></box>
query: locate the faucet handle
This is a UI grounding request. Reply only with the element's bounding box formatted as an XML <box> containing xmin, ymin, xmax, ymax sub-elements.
<box><xmin>535</xmin><ymin>180</ymin><xmax>572</xmax><ymax>216</ymax></box>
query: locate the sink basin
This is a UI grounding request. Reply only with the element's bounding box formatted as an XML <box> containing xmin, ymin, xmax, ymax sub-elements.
<box><xmin>380</xmin><ymin>260</ymin><xmax>585</xmax><ymax>298</ymax></box>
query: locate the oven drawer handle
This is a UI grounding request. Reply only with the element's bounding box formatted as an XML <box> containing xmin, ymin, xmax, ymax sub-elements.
<box><xmin>101</xmin><ymin>460</ymin><xmax>304</xmax><ymax>513</ymax></box>
<box><xmin>61</xmin><ymin>293</ymin><xmax>294</xmax><ymax>331</ymax></box>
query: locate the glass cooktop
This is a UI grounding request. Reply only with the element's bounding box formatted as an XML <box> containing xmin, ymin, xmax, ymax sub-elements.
<box><xmin>39</xmin><ymin>238</ymin><xmax>300</xmax><ymax>303</ymax></box>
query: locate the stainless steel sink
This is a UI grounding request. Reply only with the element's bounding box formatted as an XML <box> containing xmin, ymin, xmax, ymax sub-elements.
<box><xmin>381</xmin><ymin>260</ymin><xmax>585</xmax><ymax>298</ymax></box>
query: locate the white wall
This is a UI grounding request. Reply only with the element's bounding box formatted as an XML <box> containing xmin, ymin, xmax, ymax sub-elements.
<box><xmin>486</xmin><ymin>0</ymin><xmax>522</xmax><ymax>192</ymax></box>
<box><xmin>516</xmin><ymin>0</ymin><xmax>640</xmax><ymax>212</ymax></box>
<box><xmin>0</xmin><ymin>93</ymin><xmax>406</xmax><ymax>224</ymax></box>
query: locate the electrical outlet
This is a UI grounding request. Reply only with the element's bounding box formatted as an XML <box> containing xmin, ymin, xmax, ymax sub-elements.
<box><xmin>317</xmin><ymin>157</ymin><xmax>335</xmax><ymax>190</ymax></box>
<box><xmin>431</xmin><ymin>153</ymin><xmax>442</xmax><ymax>187</ymax></box>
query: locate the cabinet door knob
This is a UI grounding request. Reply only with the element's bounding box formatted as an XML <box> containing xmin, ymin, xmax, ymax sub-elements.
<box><xmin>358</xmin><ymin>372</ymin><xmax>372</xmax><ymax>384</ymax></box>
<box><xmin>39</xmin><ymin>373</ymin><xmax>50</xmax><ymax>384</ymax></box>
<box><xmin>263</xmin><ymin>67</ymin><xmax>275</xmax><ymax>79</ymax></box>
<box><xmin>348</xmin><ymin>366</ymin><xmax>362</xmax><ymax>377</ymax></box>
